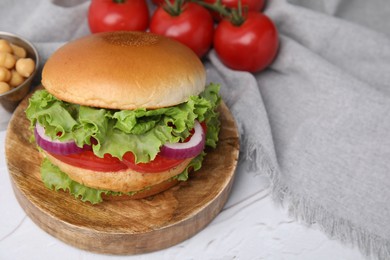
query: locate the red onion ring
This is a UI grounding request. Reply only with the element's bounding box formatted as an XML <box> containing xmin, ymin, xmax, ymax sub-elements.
<box><xmin>160</xmin><ymin>120</ymin><xmax>205</xmax><ymax>159</ymax></box>
<box><xmin>34</xmin><ymin>122</ymin><xmax>89</xmax><ymax>155</ymax></box>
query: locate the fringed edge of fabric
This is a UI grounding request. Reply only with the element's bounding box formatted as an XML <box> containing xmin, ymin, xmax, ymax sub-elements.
<box><xmin>242</xmin><ymin>139</ymin><xmax>390</xmax><ymax>260</ymax></box>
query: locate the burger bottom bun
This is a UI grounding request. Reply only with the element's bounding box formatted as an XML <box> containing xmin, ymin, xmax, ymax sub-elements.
<box><xmin>43</xmin><ymin>151</ymin><xmax>194</xmax><ymax>193</ymax></box>
<box><xmin>102</xmin><ymin>178</ymin><xmax>180</xmax><ymax>201</ymax></box>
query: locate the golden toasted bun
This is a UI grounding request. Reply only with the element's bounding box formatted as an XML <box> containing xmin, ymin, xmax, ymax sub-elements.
<box><xmin>42</xmin><ymin>31</ymin><xmax>206</xmax><ymax>110</ymax></box>
<box><xmin>44</xmin><ymin>151</ymin><xmax>193</xmax><ymax>193</ymax></box>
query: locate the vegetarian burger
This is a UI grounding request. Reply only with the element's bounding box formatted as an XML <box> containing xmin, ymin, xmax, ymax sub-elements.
<box><xmin>26</xmin><ymin>31</ymin><xmax>220</xmax><ymax>204</ymax></box>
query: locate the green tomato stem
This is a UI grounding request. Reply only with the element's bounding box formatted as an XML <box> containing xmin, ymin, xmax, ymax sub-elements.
<box><xmin>194</xmin><ymin>0</ymin><xmax>230</xmax><ymax>17</ymax></box>
<box><xmin>163</xmin><ymin>0</ymin><xmax>184</xmax><ymax>16</ymax></box>
<box><xmin>192</xmin><ymin>0</ymin><xmax>246</xmax><ymax>26</ymax></box>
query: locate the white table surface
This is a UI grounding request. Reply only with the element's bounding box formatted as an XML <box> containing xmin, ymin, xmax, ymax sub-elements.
<box><xmin>0</xmin><ymin>128</ymin><xmax>365</xmax><ymax>260</ymax></box>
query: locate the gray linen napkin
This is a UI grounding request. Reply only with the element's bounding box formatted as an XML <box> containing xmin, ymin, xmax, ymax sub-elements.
<box><xmin>1</xmin><ymin>0</ymin><xmax>390</xmax><ymax>259</ymax></box>
<box><xmin>209</xmin><ymin>0</ymin><xmax>390</xmax><ymax>259</ymax></box>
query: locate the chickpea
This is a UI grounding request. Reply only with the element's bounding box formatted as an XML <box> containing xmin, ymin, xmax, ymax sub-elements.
<box><xmin>16</xmin><ymin>58</ymin><xmax>35</xmax><ymax>78</ymax></box>
<box><xmin>0</xmin><ymin>81</ymin><xmax>11</xmax><ymax>94</ymax></box>
<box><xmin>10</xmin><ymin>43</ymin><xmax>27</xmax><ymax>58</ymax></box>
<box><xmin>0</xmin><ymin>66</ymin><xmax>11</xmax><ymax>82</ymax></box>
<box><xmin>0</xmin><ymin>52</ymin><xmax>16</xmax><ymax>69</ymax></box>
<box><xmin>0</xmin><ymin>39</ymin><xmax>12</xmax><ymax>53</ymax></box>
<box><xmin>9</xmin><ymin>70</ymin><xmax>24</xmax><ymax>87</ymax></box>
<box><xmin>0</xmin><ymin>40</ymin><xmax>35</xmax><ymax>89</ymax></box>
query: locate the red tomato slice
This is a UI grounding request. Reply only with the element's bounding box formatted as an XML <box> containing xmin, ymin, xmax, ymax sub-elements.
<box><xmin>200</xmin><ymin>121</ymin><xmax>207</xmax><ymax>134</ymax></box>
<box><xmin>49</xmin><ymin>151</ymin><xmax>128</xmax><ymax>172</ymax></box>
<box><xmin>122</xmin><ymin>152</ymin><xmax>185</xmax><ymax>173</ymax></box>
<box><xmin>49</xmin><ymin>122</ymin><xmax>206</xmax><ymax>173</ymax></box>
<box><xmin>49</xmin><ymin>151</ymin><xmax>186</xmax><ymax>173</ymax></box>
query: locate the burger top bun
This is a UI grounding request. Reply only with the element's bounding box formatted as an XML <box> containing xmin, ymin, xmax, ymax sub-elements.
<box><xmin>42</xmin><ymin>31</ymin><xmax>206</xmax><ymax>110</ymax></box>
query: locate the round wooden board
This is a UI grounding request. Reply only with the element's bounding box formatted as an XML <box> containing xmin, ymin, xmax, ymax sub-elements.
<box><xmin>5</xmin><ymin>89</ymin><xmax>240</xmax><ymax>255</ymax></box>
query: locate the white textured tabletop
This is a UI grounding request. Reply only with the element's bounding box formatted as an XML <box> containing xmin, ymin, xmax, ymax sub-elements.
<box><xmin>3</xmin><ymin>0</ymin><xmax>390</xmax><ymax>258</ymax></box>
<box><xmin>0</xmin><ymin>128</ymin><xmax>364</xmax><ymax>259</ymax></box>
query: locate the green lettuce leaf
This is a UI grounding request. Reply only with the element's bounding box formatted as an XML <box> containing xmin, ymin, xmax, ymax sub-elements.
<box><xmin>41</xmin><ymin>158</ymin><xmax>142</xmax><ymax>204</ymax></box>
<box><xmin>41</xmin><ymin>158</ymin><xmax>109</xmax><ymax>204</ymax></box>
<box><xmin>175</xmin><ymin>151</ymin><xmax>206</xmax><ymax>181</ymax></box>
<box><xmin>26</xmin><ymin>83</ymin><xmax>221</xmax><ymax>163</ymax></box>
<box><xmin>41</xmin><ymin>155</ymin><xmax>203</xmax><ymax>204</ymax></box>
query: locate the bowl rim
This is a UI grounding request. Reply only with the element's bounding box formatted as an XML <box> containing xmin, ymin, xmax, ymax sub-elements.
<box><xmin>0</xmin><ymin>31</ymin><xmax>40</xmax><ymax>98</ymax></box>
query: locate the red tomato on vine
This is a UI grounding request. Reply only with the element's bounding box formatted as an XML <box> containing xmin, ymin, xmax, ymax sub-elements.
<box><xmin>150</xmin><ymin>1</ymin><xmax>214</xmax><ymax>58</ymax></box>
<box><xmin>214</xmin><ymin>12</ymin><xmax>279</xmax><ymax>72</ymax></box>
<box><xmin>203</xmin><ymin>0</ymin><xmax>266</xmax><ymax>20</ymax></box>
<box><xmin>222</xmin><ymin>0</ymin><xmax>266</xmax><ymax>11</ymax></box>
<box><xmin>88</xmin><ymin>0</ymin><xmax>149</xmax><ymax>33</ymax></box>
<box><xmin>151</xmin><ymin>0</ymin><xmax>166</xmax><ymax>5</ymax></box>
<box><xmin>204</xmin><ymin>0</ymin><xmax>265</xmax><ymax>11</ymax></box>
